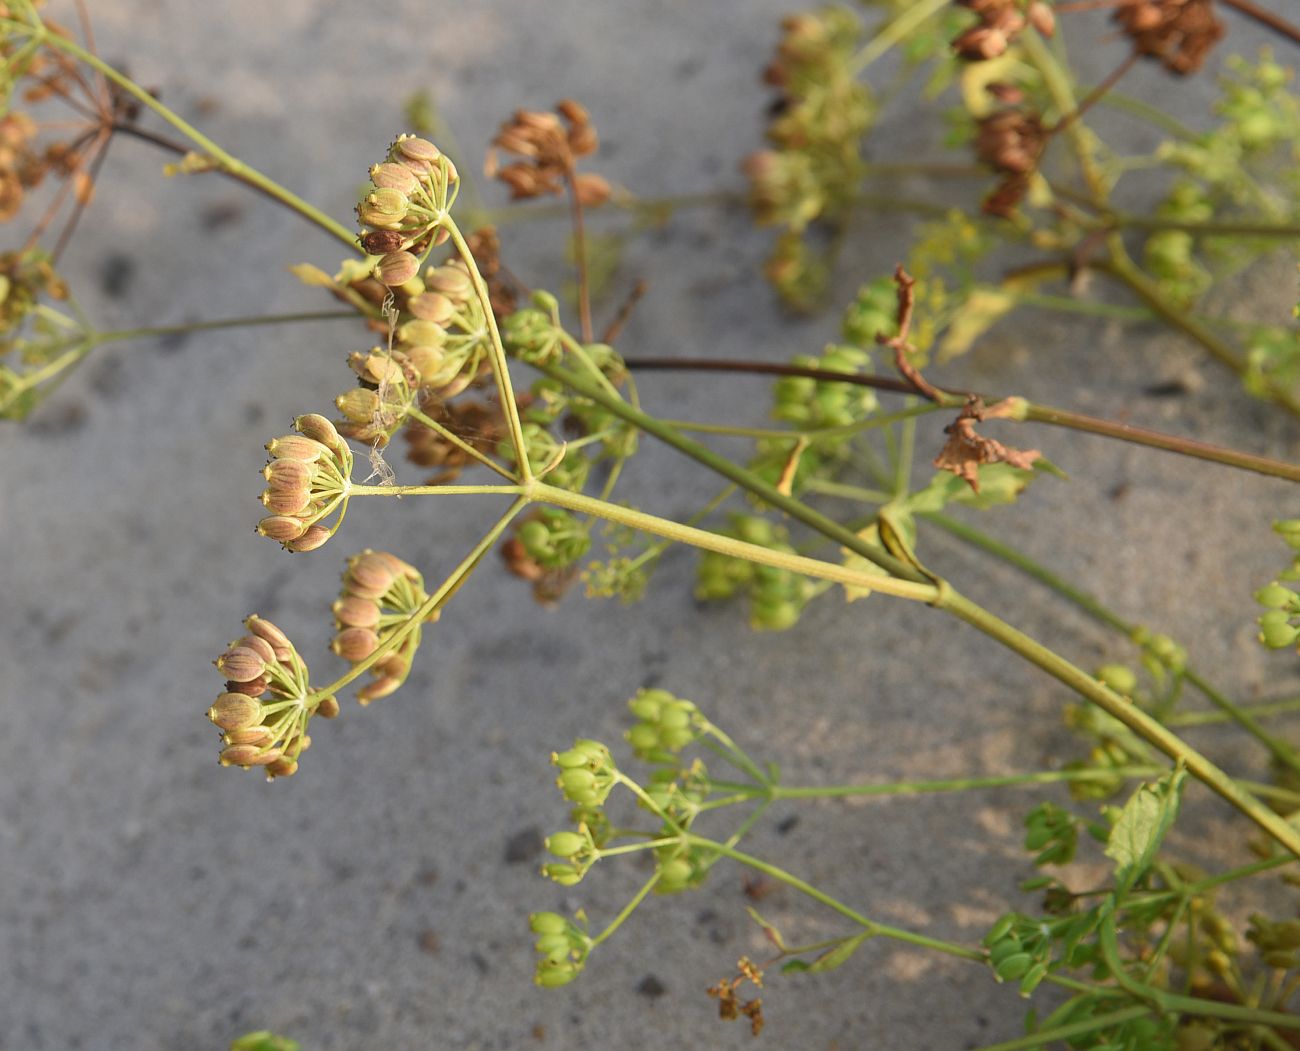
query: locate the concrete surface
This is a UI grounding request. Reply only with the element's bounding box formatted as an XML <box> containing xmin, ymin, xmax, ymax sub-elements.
<box><xmin>2</xmin><ymin>2</ymin><xmax>1298</xmax><ymax>1049</ymax></box>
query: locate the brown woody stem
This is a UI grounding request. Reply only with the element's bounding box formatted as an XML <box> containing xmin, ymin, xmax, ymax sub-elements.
<box><xmin>620</xmin><ymin>356</ymin><xmax>1300</xmax><ymax>483</ymax></box>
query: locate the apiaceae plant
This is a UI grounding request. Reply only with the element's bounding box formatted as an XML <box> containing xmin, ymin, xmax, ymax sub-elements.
<box><xmin>6</xmin><ymin>0</ymin><xmax>1300</xmax><ymax>1047</ymax></box>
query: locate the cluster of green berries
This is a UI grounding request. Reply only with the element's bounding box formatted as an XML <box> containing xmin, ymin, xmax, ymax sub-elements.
<box><xmin>515</xmin><ymin>508</ymin><xmax>591</xmax><ymax>570</ymax></box>
<box><xmin>529</xmin><ymin>911</ymin><xmax>592</xmax><ymax>988</ymax></box>
<box><xmin>1024</xmin><ymin>802</ymin><xmax>1078</xmax><ymax>867</ymax></box>
<box><xmin>552</xmin><ymin>739</ymin><xmax>617</xmax><ymax>808</ymax></box>
<box><xmin>626</xmin><ymin>688</ymin><xmax>700</xmax><ymax>759</ymax></box>
<box><xmin>1254</xmin><ymin>525</ymin><xmax>1300</xmax><ymax>650</ymax></box>
<box><xmin>1244</xmin><ymin>326</ymin><xmax>1300</xmax><ymax>403</ymax></box>
<box><xmin>696</xmin><ymin>515</ymin><xmax>814</xmax><ymax>631</ymax></box>
<box><xmin>207</xmin><ymin>615</ymin><xmax>338</xmax><ymax>780</ymax></box>
<box><xmin>540</xmin><ymin>824</ymin><xmax>598</xmax><ymax>888</ymax></box>
<box><xmin>331</xmin><ymin>549</ymin><xmax>432</xmax><ymax>704</ymax></box>
<box><xmin>1248</xmin><ymin>913</ymin><xmax>1300</xmax><ymax>971</ymax></box>
<box><xmin>981</xmin><ymin>912</ymin><xmax>1056</xmax><ymax>998</ymax></box>
<box><xmin>257</xmin><ymin>414</ymin><xmax>353</xmax><ymax>552</ymax></box>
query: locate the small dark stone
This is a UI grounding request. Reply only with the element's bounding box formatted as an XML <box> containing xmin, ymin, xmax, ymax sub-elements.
<box><xmin>1143</xmin><ymin>379</ymin><xmax>1190</xmax><ymax>398</ymax></box>
<box><xmin>99</xmin><ymin>253</ymin><xmax>137</xmax><ymax>299</ymax></box>
<box><xmin>776</xmin><ymin>814</ymin><xmax>800</xmax><ymax>836</ymax></box>
<box><xmin>200</xmin><ymin>200</ymin><xmax>245</xmax><ymax>230</ymax></box>
<box><xmin>636</xmin><ymin>974</ymin><xmax>667</xmax><ymax>999</ymax></box>
<box><xmin>504</xmin><ymin>826</ymin><xmax>544</xmax><ymax>864</ymax></box>
<box><xmin>27</xmin><ymin>400</ymin><xmax>87</xmax><ymax>436</ymax></box>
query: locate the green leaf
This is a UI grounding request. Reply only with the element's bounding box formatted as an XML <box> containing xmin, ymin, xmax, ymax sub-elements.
<box><xmin>807</xmin><ymin>931</ymin><xmax>873</xmax><ymax>973</ymax></box>
<box><xmin>1104</xmin><ymin>766</ymin><xmax>1186</xmax><ymax>897</ymax></box>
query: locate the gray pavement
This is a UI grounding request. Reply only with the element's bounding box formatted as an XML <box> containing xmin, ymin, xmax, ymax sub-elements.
<box><xmin>2</xmin><ymin>3</ymin><xmax>1298</xmax><ymax>1049</ymax></box>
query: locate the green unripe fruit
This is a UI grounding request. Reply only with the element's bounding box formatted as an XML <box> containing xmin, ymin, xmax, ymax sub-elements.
<box><xmin>1255</xmin><ymin>583</ymin><xmax>1295</xmax><ymax>609</ymax></box>
<box><xmin>660</xmin><ymin>727</ymin><xmax>695</xmax><ymax>750</ymax></box>
<box><xmin>983</xmin><ymin>914</ymin><xmax>1017</xmax><ymax>947</ymax></box>
<box><xmin>542</xmin><ymin>863</ymin><xmax>584</xmax><ymax>886</ymax></box>
<box><xmin>626</xmin><ymin>724</ymin><xmax>660</xmax><ymax>752</ymax></box>
<box><xmin>993</xmin><ymin>952</ymin><xmax>1033</xmax><ymax>982</ymax></box>
<box><xmin>535</xmin><ymin>960</ymin><xmax>581</xmax><ymax>987</ymax></box>
<box><xmin>559</xmin><ymin>768</ymin><xmax>597</xmax><ymax>795</ymax></box>
<box><xmin>1096</xmin><ymin>664</ymin><xmax>1137</xmax><ymax>695</ymax></box>
<box><xmin>545</xmin><ymin>831</ymin><xmax>587</xmax><ymax>858</ymax></box>
<box><xmin>529</xmin><ymin>911</ymin><xmax>569</xmax><ymax>935</ymax></box>
<box><xmin>657</xmin><ymin>857</ymin><xmax>693</xmax><ymax>887</ymax></box>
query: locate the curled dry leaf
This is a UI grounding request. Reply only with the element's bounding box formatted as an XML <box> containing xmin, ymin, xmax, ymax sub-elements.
<box><xmin>934</xmin><ymin>395</ymin><xmax>1041</xmax><ymax>492</ymax></box>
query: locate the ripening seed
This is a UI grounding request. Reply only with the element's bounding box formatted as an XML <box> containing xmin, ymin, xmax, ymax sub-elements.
<box><xmin>287</xmin><ymin>525</ymin><xmax>332</xmax><ymax>552</ymax></box>
<box><xmin>217</xmin><ymin>645</ymin><xmax>267</xmax><ymax>682</ymax></box>
<box><xmin>208</xmin><ymin>692</ymin><xmax>264</xmax><ymax>731</ymax></box>
<box><xmin>332</xmin><ymin>626</ymin><xmax>380</xmax><ymax>662</ymax></box>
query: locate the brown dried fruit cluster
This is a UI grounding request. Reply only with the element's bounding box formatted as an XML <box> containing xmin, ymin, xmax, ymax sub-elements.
<box><xmin>1111</xmin><ymin>0</ymin><xmax>1223</xmax><ymax>75</ymax></box>
<box><xmin>706</xmin><ymin>957</ymin><xmax>766</xmax><ymax>1037</ymax></box>
<box><xmin>466</xmin><ymin>225</ymin><xmax>517</xmax><ymax>319</ymax></box>
<box><xmin>952</xmin><ymin>0</ymin><xmax>1055</xmax><ymax>61</ymax></box>
<box><xmin>485</xmin><ymin>100</ymin><xmax>610</xmax><ymax>206</ymax></box>
<box><xmin>208</xmin><ymin>615</ymin><xmax>339</xmax><ymax>780</ymax></box>
<box><xmin>332</xmin><ymin>550</ymin><xmax>435</xmax><ymax>705</ymax></box>
<box><xmin>257</xmin><ymin>414</ymin><xmax>353</xmax><ymax>551</ymax></box>
<box><xmin>404</xmin><ymin>394</ymin><xmax>504</xmax><ymax>484</ymax></box>
<box><xmin>934</xmin><ymin>395</ymin><xmax>1042</xmax><ymax>491</ymax></box>
<box><xmin>974</xmin><ymin>108</ymin><xmax>1047</xmax><ymax>218</ymax></box>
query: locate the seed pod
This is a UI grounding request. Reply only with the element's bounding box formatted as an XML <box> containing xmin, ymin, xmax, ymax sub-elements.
<box><xmin>395</xmin><ymin>136</ymin><xmax>442</xmax><ymax>166</ymax></box>
<box><xmin>423</xmin><ymin>264</ymin><xmax>474</xmax><ymax>303</ymax></box>
<box><xmin>408</xmin><ymin>291</ymin><xmax>455</xmax><ymax>325</ymax></box>
<box><xmin>234</xmin><ymin>634</ymin><xmax>278</xmax><ymax>665</ymax></box>
<box><xmin>404</xmin><ymin>345</ymin><xmax>446</xmax><ymax>381</ymax></box>
<box><xmin>266</xmin><ymin>435</ymin><xmax>330</xmax><ymax>462</ymax></box>
<box><xmin>332</xmin><ymin>626</ymin><xmax>380</xmax><ymax>662</ymax></box>
<box><xmin>1027</xmin><ymin>2</ymin><xmax>1055</xmax><ymax>36</ymax></box>
<box><xmin>223</xmin><ymin>725</ymin><xmax>275</xmax><ymax>747</ymax></box>
<box><xmin>346</xmin><ymin>551</ymin><xmax>399</xmax><ymax>598</ymax></box>
<box><xmin>262</xmin><ymin>514</ymin><xmax>306</xmax><ymax>549</ymax></box>
<box><xmin>220</xmin><ymin>744</ymin><xmax>283</xmax><ymax>768</ymax></box>
<box><xmin>217</xmin><ymin>646</ymin><xmax>267</xmax><ymax>683</ymax></box>
<box><xmin>374</xmin><ymin>652</ymin><xmax>409</xmax><ymax>678</ymax></box>
<box><xmin>357</xmin><ymin>676</ymin><xmax>402</xmax><ymax>704</ymax></box>
<box><xmin>360</xmin><ymin>229</ymin><xmax>406</xmax><ymax>256</ymax></box>
<box><xmin>264</xmin><ymin>458</ymin><xmax>314</xmax><ymax>490</ymax></box>
<box><xmin>336</xmin><ymin>387</ymin><xmax>381</xmax><ymax>423</ymax></box>
<box><xmin>265</xmin><ymin>757</ymin><xmax>299</xmax><ymax>779</ymax></box>
<box><xmin>261</xmin><ymin>486</ymin><xmax>313</xmax><ymax>516</ymax></box>
<box><xmin>224</xmin><ymin>674</ymin><xmax>270</xmax><ymax>696</ymax></box>
<box><xmin>370</xmin><ymin>161</ymin><xmax>419</xmax><ymax>194</ymax></box>
<box><xmin>293</xmin><ymin>414</ymin><xmax>347</xmax><ymax>453</ymax></box>
<box><xmin>315</xmin><ymin>695</ymin><xmax>341</xmax><ymax>719</ymax></box>
<box><xmin>546</xmin><ymin>831</ymin><xmax>586</xmax><ymax>858</ymax></box>
<box><xmin>333</xmin><ymin>595</ymin><xmax>381</xmax><ymax>629</ymax></box>
<box><xmin>573</xmin><ymin>172</ymin><xmax>611</xmax><ymax>208</ymax></box>
<box><xmin>287</xmin><ymin>525</ymin><xmax>332</xmax><ymax>552</ymax></box>
<box><xmin>556</xmin><ymin>98</ymin><xmax>589</xmax><ymax>127</ymax></box>
<box><xmin>245</xmin><ymin>615</ymin><xmax>292</xmax><ymax>651</ymax></box>
<box><xmin>208</xmin><ymin>692</ymin><xmax>264</xmax><ymax>731</ymax></box>
<box><xmin>397</xmin><ymin>319</ymin><xmax>447</xmax><ymax>348</ymax></box>
<box><xmin>376</xmin><ymin>250</ymin><xmax>420</xmax><ymax>287</ymax></box>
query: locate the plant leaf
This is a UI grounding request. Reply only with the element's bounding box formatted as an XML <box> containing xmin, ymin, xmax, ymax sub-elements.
<box><xmin>1104</xmin><ymin>765</ymin><xmax>1186</xmax><ymax>897</ymax></box>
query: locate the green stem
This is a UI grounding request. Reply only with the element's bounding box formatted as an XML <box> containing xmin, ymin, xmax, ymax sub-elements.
<box><xmin>939</xmin><ymin>588</ymin><xmax>1300</xmax><ymax>858</ymax></box>
<box><xmin>532</xmin><ymin>361</ymin><xmax>927</xmax><ymax>583</ymax></box>
<box><xmin>923</xmin><ymin>511</ymin><xmax>1300</xmax><ymax>774</ymax></box>
<box><xmin>311</xmin><ymin>496</ymin><xmax>527</xmax><ymax>700</ymax></box>
<box><xmin>442</xmin><ymin>220</ymin><xmax>533</xmax><ymax>483</ymax></box>
<box><xmin>405</xmin><ymin>406</ymin><xmax>516</xmax><ymax>481</ymax></box>
<box><xmin>1168</xmin><ymin>698</ymin><xmax>1300</xmax><ymax>729</ymax></box>
<box><xmin>1096</xmin><ymin>252</ymin><xmax>1300</xmax><ymax>419</ymax></box>
<box><xmin>527</xmin><ymin>481</ymin><xmax>939</xmax><ymax>604</ymax></box>
<box><xmin>1099</xmin><ymin>912</ymin><xmax>1300</xmax><ymax>1030</ymax></box>
<box><xmin>973</xmin><ymin>1006</ymin><xmax>1152</xmax><ymax>1051</ymax></box>
<box><xmin>96</xmin><ymin>310</ymin><xmax>358</xmax><ymax>344</ymax></box>
<box><xmin>683</xmin><ymin>834</ymin><xmax>981</xmax><ymax>961</ymax></box>
<box><xmin>4</xmin><ymin>19</ymin><xmax>358</xmax><ymax>250</ymax></box>
<box><xmin>589</xmin><ymin>871</ymin><xmax>661</xmax><ymax>948</ymax></box>
<box><xmin>1111</xmin><ymin>215</ymin><xmax>1300</xmax><ymax>239</ymax></box>
<box><xmin>767</xmin><ymin>765</ymin><xmax>1166</xmax><ymax>800</ymax></box>
<box><xmin>850</xmin><ymin>0</ymin><xmax>951</xmax><ymax>75</ymax></box>
<box><xmin>349</xmin><ymin>483</ymin><xmax>524</xmax><ymax>498</ymax></box>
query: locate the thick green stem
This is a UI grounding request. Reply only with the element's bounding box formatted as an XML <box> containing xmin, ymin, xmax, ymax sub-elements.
<box><xmin>939</xmin><ymin>588</ymin><xmax>1300</xmax><ymax>858</ymax></box>
<box><xmin>923</xmin><ymin>510</ymin><xmax>1300</xmax><ymax>774</ymax></box>
<box><xmin>533</xmin><ymin>361</ymin><xmax>927</xmax><ymax>583</ymax></box>
<box><xmin>528</xmin><ymin>481</ymin><xmax>939</xmax><ymax>604</ymax></box>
